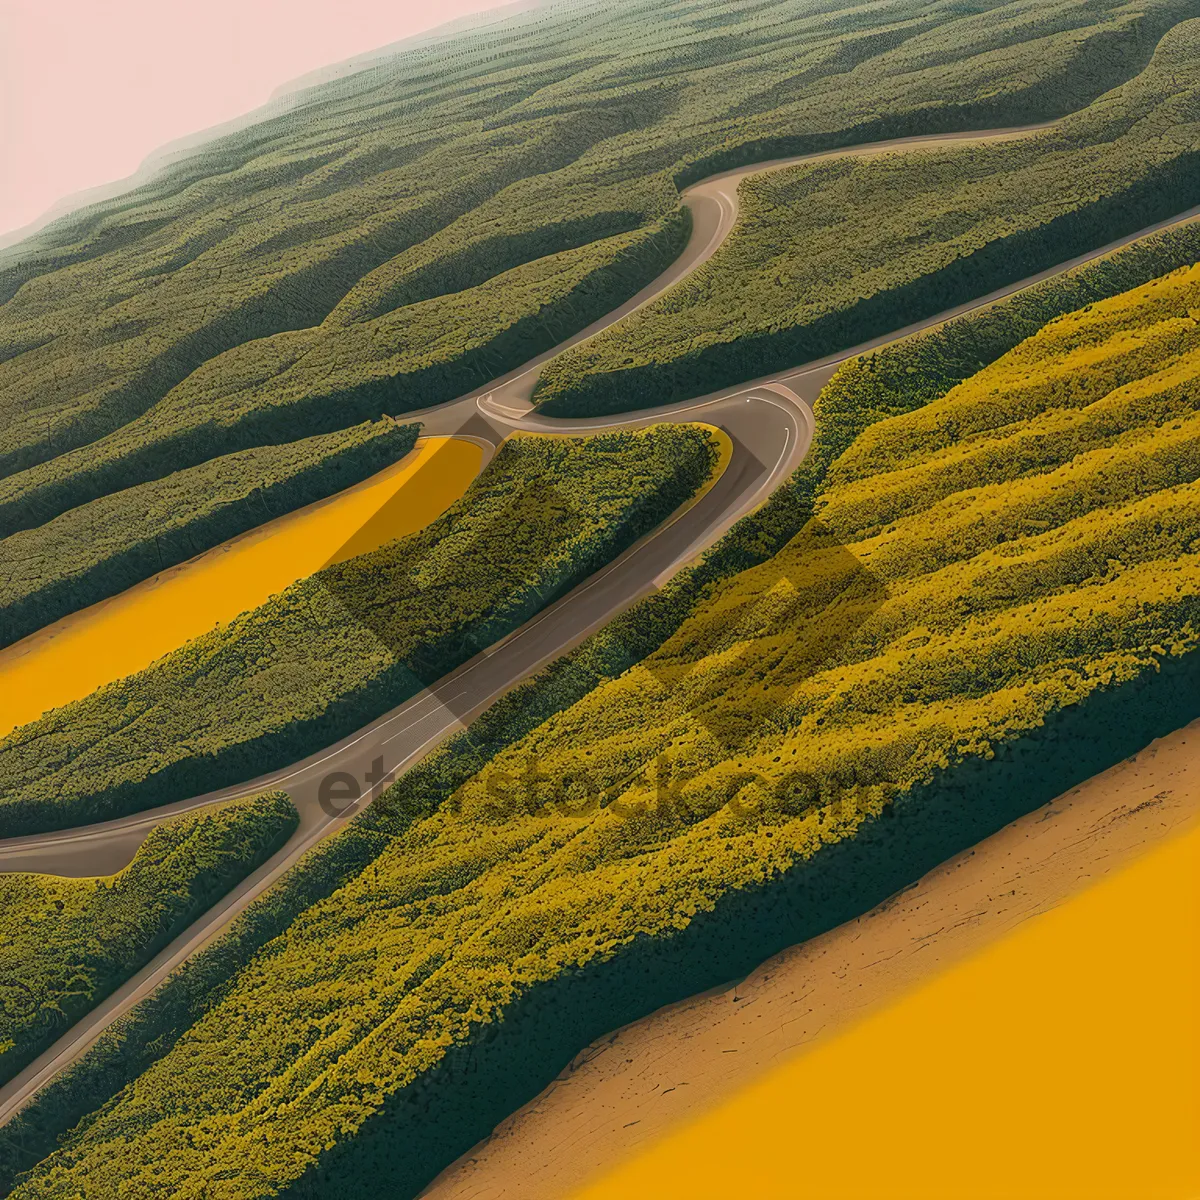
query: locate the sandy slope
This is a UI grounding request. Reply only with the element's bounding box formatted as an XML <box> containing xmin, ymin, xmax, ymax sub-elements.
<box><xmin>423</xmin><ymin>717</ymin><xmax>1200</xmax><ymax>1199</ymax></box>
<box><xmin>0</xmin><ymin>435</ymin><xmax>484</xmax><ymax>739</ymax></box>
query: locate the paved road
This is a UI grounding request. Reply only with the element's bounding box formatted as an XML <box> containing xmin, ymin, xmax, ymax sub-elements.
<box><xmin>0</xmin><ymin>382</ymin><xmax>812</xmax><ymax>1124</ymax></box>
<box><xmin>2</xmin><ymin>122</ymin><xmax>1199</xmax><ymax>1122</ymax></box>
<box><xmin>0</xmin><ymin>121</ymin><xmax>1057</xmax><ymax>880</ymax></box>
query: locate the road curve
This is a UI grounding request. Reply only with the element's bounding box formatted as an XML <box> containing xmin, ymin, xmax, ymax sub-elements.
<box><xmin>0</xmin><ymin>121</ymin><xmax>1056</xmax><ymax>879</ymax></box>
<box><xmin>0</xmin><ymin>384</ymin><xmax>811</xmax><ymax>1126</ymax></box>
<box><xmin>2</xmin><ymin>122</ymin><xmax>1199</xmax><ymax>1123</ymax></box>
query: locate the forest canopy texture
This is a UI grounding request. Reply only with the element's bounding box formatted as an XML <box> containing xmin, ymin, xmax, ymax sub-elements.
<box><xmin>6</xmin><ymin>256</ymin><xmax>1200</xmax><ymax>1200</ymax></box>
<box><xmin>0</xmin><ymin>793</ymin><xmax>296</xmax><ymax>1088</ymax></box>
<box><xmin>3</xmin><ymin>0</ymin><xmax>1200</xmax><ymax>1195</ymax></box>
<box><xmin>0</xmin><ymin>0</ymin><xmax>1193</xmax><ymax>559</ymax></box>
<box><xmin>535</xmin><ymin>17</ymin><xmax>1200</xmax><ymax>413</ymax></box>
<box><xmin>0</xmin><ymin>426</ymin><xmax>720</xmax><ymax>835</ymax></box>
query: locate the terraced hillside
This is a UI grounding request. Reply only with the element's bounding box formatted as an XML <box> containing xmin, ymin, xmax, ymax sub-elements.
<box><xmin>0</xmin><ymin>0</ymin><xmax>1191</xmax><ymax>566</ymax></box>
<box><xmin>5</xmin><ymin>0</ymin><xmax>1200</xmax><ymax>1192</ymax></box>
<box><xmin>7</xmin><ymin>258</ymin><xmax>1199</xmax><ymax>1199</ymax></box>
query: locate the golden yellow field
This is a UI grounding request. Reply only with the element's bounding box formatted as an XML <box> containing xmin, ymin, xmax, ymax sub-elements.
<box><xmin>572</xmin><ymin>820</ymin><xmax>1200</xmax><ymax>1200</ymax></box>
<box><xmin>0</xmin><ymin>436</ymin><xmax>483</xmax><ymax>739</ymax></box>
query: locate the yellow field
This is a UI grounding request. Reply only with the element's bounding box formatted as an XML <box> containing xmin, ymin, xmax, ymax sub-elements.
<box><xmin>0</xmin><ymin>436</ymin><xmax>484</xmax><ymax>740</ymax></box>
<box><xmin>573</xmin><ymin>820</ymin><xmax>1200</xmax><ymax>1200</ymax></box>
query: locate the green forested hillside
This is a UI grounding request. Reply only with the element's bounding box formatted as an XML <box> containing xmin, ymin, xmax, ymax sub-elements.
<box><xmin>0</xmin><ymin>213</ymin><xmax>687</xmax><ymax>537</ymax></box>
<box><xmin>5</xmin><ymin>0</ymin><xmax>1200</xmax><ymax>1192</ymax></box>
<box><xmin>8</xmin><ymin>258</ymin><xmax>1200</xmax><ymax>1199</ymax></box>
<box><xmin>535</xmin><ymin>15</ymin><xmax>1200</xmax><ymax>413</ymax></box>
<box><xmin>0</xmin><ymin>426</ymin><xmax>719</xmax><ymax>835</ymax></box>
<box><xmin>0</xmin><ymin>419</ymin><xmax>417</xmax><ymax>649</ymax></box>
<box><xmin>0</xmin><ymin>0</ymin><xmax>1190</xmax><ymax>547</ymax></box>
<box><xmin>0</xmin><ymin>792</ymin><xmax>296</xmax><ymax>1088</ymax></box>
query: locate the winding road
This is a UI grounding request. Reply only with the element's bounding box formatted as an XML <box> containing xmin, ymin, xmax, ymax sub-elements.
<box><xmin>2</xmin><ymin>121</ymin><xmax>1199</xmax><ymax>1124</ymax></box>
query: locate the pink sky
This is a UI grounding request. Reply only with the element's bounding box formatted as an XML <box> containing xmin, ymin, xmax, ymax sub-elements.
<box><xmin>0</xmin><ymin>0</ymin><xmax>508</xmax><ymax>238</ymax></box>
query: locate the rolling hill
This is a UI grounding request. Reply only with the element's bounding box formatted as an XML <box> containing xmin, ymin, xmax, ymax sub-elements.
<box><xmin>6</xmin><ymin>249</ymin><xmax>1199</xmax><ymax>1200</ymax></box>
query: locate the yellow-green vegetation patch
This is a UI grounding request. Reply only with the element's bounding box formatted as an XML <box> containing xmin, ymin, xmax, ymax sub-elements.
<box><xmin>0</xmin><ymin>791</ymin><xmax>296</xmax><ymax>1087</ymax></box>
<box><xmin>9</xmin><ymin>258</ymin><xmax>1200</xmax><ymax>1199</ymax></box>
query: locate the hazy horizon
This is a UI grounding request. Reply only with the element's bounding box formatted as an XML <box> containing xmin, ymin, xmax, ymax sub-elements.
<box><xmin>0</xmin><ymin>0</ymin><xmax>514</xmax><ymax>240</ymax></box>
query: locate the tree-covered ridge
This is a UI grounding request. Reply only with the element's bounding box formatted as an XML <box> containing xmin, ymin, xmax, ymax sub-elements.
<box><xmin>0</xmin><ymin>791</ymin><xmax>296</xmax><ymax>1089</ymax></box>
<box><xmin>346</xmin><ymin>211</ymin><xmax>1200</xmax><ymax>843</ymax></box>
<box><xmin>11</xmin><ymin>263</ymin><xmax>1200</xmax><ymax>1198</ymax></box>
<box><xmin>535</xmin><ymin>14</ymin><xmax>1200</xmax><ymax>413</ymax></box>
<box><xmin>0</xmin><ymin>212</ymin><xmax>689</xmax><ymax>538</ymax></box>
<box><xmin>0</xmin><ymin>419</ymin><xmax>418</xmax><ymax>650</ymax></box>
<box><xmin>0</xmin><ymin>0</ymin><xmax>1187</xmax><ymax>526</ymax></box>
<box><xmin>0</xmin><ymin>425</ymin><xmax>721</xmax><ymax>835</ymax></box>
